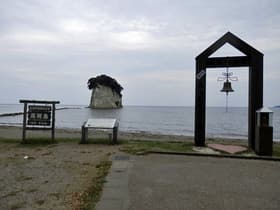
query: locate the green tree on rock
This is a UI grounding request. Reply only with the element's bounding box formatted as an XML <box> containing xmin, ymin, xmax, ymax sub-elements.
<box><xmin>87</xmin><ymin>74</ymin><xmax>123</xmax><ymax>97</ymax></box>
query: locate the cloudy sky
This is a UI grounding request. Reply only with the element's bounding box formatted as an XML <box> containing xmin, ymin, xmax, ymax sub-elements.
<box><xmin>0</xmin><ymin>0</ymin><xmax>279</xmax><ymax>106</ymax></box>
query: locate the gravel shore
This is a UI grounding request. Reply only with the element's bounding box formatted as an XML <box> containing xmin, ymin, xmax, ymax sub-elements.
<box><xmin>0</xmin><ymin>125</ymin><xmax>247</xmax><ymax>144</ymax></box>
<box><xmin>0</xmin><ymin>126</ymin><xmax>120</xmax><ymax>210</ymax></box>
<box><xmin>0</xmin><ymin>125</ymin><xmax>247</xmax><ymax>209</ymax></box>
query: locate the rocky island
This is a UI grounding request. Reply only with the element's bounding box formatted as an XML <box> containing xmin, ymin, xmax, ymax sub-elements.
<box><xmin>87</xmin><ymin>74</ymin><xmax>123</xmax><ymax>109</ymax></box>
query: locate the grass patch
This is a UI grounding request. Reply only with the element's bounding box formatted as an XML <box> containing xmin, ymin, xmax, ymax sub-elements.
<box><xmin>121</xmin><ymin>140</ymin><xmax>280</xmax><ymax>158</ymax></box>
<box><xmin>79</xmin><ymin>138</ymin><xmax>120</xmax><ymax>145</ymax></box>
<box><xmin>21</xmin><ymin>138</ymin><xmax>58</xmax><ymax>145</ymax></box>
<box><xmin>1</xmin><ymin>190</ymin><xmax>22</xmax><ymax>199</ymax></box>
<box><xmin>0</xmin><ymin>137</ymin><xmax>122</xmax><ymax>145</ymax></box>
<box><xmin>26</xmin><ymin>188</ymin><xmax>38</xmax><ymax>193</ymax></box>
<box><xmin>49</xmin><ymin>192</ymin><xmax>60</xmax><ymax>199</ymax></box>
<box><xmin>10</xmin><ymin>202</ymin><xmax>26</xmax><ymax>210</ymax></box>
<box><xmin>120</xmin><ymin>140</ymin><xmax>194</xmax><ymax>155</ymax></box>
<box><xmin>80</xmin><ymin>160</ymin><xmax>112</xmax><ymax>210</ymax></box>
<box><xmin>16</xmin><ymin>176</ymin><xmax>33</xmax><ymax>182</ymax></box>
<box><xmin>273</xmin><ymin>143</ymin><xmax>280</xmax><ymax>157</ymax></box>
<box><xmin>0</xmin><ymin>138</ymin><xmax>21</xmax><ymax>144</ymax></box>
<box><xmin>0</xmin><ymin>137</ymin><xmax>59</xmax><ymax>145</ymax></box>
<box><xmin>35</xmin><ymin>199</ymin><xmax>45</xmax><ymax>206</ymax></box>
<box><xmin>1</xmin><ymin>136</ymin><xmax>280</xmax><ymax>158</ymax></box>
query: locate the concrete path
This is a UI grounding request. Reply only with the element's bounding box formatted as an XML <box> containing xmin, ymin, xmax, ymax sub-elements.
<box><xmin>97</xmin><ymin>154</ymin><xmax>280</xmax><ymax>210</ymax></box>
<box><xmin>96</xmin><ymin>154</ymin><xmax>132</xmax><ymax>210</ymax></box>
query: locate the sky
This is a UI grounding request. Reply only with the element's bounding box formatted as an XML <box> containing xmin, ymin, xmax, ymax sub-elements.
<box><xmin>0</xmin><ymin>0</ymin><xmax>279</xmax><ymax>107</ymax></box>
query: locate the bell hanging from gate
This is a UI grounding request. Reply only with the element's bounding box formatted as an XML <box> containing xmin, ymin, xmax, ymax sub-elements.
<box><xmin>220</xmin><ymin>80</ymin><xmax>234</xmax><ymax>94</ymax></box>
<box><xmin>217</xmin><ymin>65</ymin><xmax>238</xmax><ymax>112</ymax></box>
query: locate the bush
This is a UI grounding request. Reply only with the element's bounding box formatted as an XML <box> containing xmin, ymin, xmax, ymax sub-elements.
<box><xmin>87</xmin><ymin>75</ymin><xmax>123</xmax><ymax>96</ymax></box>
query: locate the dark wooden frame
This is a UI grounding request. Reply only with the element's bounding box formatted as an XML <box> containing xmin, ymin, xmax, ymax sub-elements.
<box><xmin>195</xmin><ymin>32</ymin><xmax>263</xmax><ymax>150</ymax></box>
<box><xmin>19</xmin><ymin>100</ymin><xmax>60</xmax><ymax>142</ymax></box>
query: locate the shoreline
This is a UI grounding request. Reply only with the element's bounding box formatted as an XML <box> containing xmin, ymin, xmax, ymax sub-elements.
<box><xmin>0</xmin><ymin>123</ymin><xmax>248</xmax><ymax>139</ymax></box>
<box><xmin>1</xmin><ymin>106</ymin><xmax>279</xmax><ymax>141</ymax></box>
<box><xmin>0</xmin><ymin>125</ymin><xmax>255</xmax><ymax>145</ymax></box>
<box><xmin>1</xmin><ymin>125</ymin><xmax>279</xmax><ymax>143</ymax></box>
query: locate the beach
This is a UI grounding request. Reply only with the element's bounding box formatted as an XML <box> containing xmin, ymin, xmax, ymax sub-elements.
<box><xmin>0</xmin><ymin>125</ymin><xmax>248</xmax><ymax>145</ymax></box>
<box><xmin>0</xmin><ymin>140</ymin><xmax>119</xmax><ymax>210</ymax></box>
<box><xmin>0</xmin><ymin>126</ymin><xmax>122</xmax><ymax>210</ymax></box>
<box><xmin>1</xmin><ymin>125</ymin><xmax>279</xmax><ymax>209</ymax></box>
<box><xmin>0</xmin><ymin>125</ymin><xmax>245</xmax><ymax>209</ymax></box>
<box><xmin>0</xmin><ymin>125</ymin><xmax>250</xmax><ymax>209</ymax></box>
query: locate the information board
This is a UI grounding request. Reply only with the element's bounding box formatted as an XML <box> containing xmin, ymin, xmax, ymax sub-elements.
<box><xmin>20</xmin><ymin>99</ymin><xmax>60</xmax><ymax>142</ymax></box>
<box><xmin>27</xmin><ymin>105</ymin><xmax>51</xmax><ymax>126</ymax></box>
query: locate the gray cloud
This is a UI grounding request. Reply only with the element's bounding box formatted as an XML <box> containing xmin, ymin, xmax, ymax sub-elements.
<box><xmin>0</xmin><ymin>0</ymin><xmax>279</xmax><ymax>106</ymax></box>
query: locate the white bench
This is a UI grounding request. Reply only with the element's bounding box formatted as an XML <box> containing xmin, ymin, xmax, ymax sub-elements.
<box><xmin>80</xmin><ymin>118</ymin><xmax>119</xmax><ymax>144</ymax></box>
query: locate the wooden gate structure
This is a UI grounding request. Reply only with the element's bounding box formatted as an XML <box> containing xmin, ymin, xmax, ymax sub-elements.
<box><xmin>194</xmin><ymin>32</ymin><xmax>263</xmax><ymax>150</ymax></box>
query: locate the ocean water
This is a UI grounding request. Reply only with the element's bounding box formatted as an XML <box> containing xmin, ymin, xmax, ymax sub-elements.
<box><xmin>0</xmin><ymin>104</ymin><xmax>279</xmax><ymax>140</ymax></box>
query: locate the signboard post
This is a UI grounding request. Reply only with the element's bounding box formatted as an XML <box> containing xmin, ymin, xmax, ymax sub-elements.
<box><xmin>19</xmin><ymin>100</ymin><xmax>60</xmax><ymax>142</ymax></box>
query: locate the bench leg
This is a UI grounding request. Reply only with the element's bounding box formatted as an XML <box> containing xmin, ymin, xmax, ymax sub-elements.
<box><xmin>113</xmin><ymin>127</ymin><xmax>118</xmax><ymax>144</ymax></box>
<box><xmin>80</xmin><ymin>125</ymin><xmax>88</xmax><ymax>144</ymax></box>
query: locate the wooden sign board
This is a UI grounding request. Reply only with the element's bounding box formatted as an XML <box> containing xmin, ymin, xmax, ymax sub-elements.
<box><xmin>19</xmin><ymin>100</ymin><xmax>60</xmax><ymax>142</ymax></box>
<box><xmin>28</xmin><ymin>105</ymin><xmax>52</xmax><ymax>126</ymax></box>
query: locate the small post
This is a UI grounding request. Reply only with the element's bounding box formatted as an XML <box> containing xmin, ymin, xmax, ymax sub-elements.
<box><xmin>22</xmin><ymin>102</ymin><xmax>27</xmax><ymax>143</ymax></box>
<box><xmin>81</xmin><ymin>124</ymin><xmax>85</xmax><ymax>144</ymax></box>
<box><xmin>113</xmin><ymin>126</ymin><xmax>118</xmax><ymax>144</ymax></box>
<box><xmin>80</xmin><ymin>123</ymin><xmax>88</xmax><ymax>144</ymax></box>
<box><xmin>51</xmin><ymin>103</ymin><xmax>56</xmax><ymax>142</ymax></box>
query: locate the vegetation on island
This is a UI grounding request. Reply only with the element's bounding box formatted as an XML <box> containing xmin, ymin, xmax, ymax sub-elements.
<box><xmin>87</xmin><ymin>74</ymin><xmax>123</xmax><ymax>97</ymax></box>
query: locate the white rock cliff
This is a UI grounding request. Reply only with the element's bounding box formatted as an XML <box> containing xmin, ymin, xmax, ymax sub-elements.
<box><xmin>89</xmin><ymin>85</ymin><xmax>122</xmax><ymax>109</ymax></box>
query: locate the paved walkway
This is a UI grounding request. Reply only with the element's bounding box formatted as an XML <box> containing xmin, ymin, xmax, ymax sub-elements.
<box><xmin>96</xmin><ymin>154</ymin><xmax>280</xmax><ymax>210</ymax></box>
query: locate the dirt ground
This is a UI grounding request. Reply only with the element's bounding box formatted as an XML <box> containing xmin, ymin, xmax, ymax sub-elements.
<box><xmin>0</xmin><ymin>125</ymin><xmax>250</xmax><ymax>210</ymax></box>
<box><xmin>0</xmin><ymin>141</ymin><xmax>119</xmax><ymax>210</ymax></box>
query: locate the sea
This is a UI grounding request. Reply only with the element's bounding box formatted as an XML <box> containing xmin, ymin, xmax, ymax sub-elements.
<box><xmin>0</xmin><ymin>104</ymin><xmax>279</xmax><ymax>141</ymax></box>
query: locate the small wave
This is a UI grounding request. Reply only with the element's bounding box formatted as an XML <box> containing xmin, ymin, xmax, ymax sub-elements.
<box><xmin>56</xmin><ymin>107</ymin><xmax>82</xmax><ymax>111</ymax></box>
<box><xmin>0</xmin><ymin>112</ymin><xmax>23</xmax><ymax>117</ymax></box>
<box><xmin>0</xmin><ymin>122</ymin><xmax>22</xmax><ymax>126</ymax></box>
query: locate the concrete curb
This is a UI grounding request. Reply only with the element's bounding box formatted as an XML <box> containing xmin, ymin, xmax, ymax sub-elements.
<box><xmin>146</xmin><ymin>150</ymin><xmax>280</xmax><ymax>161</ymax></box>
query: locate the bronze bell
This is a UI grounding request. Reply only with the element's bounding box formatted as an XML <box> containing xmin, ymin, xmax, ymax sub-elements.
<box><xmin>221</xmin><ymin>80</ymin><xmax>234</xmax><ymax>93</ymax></box>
